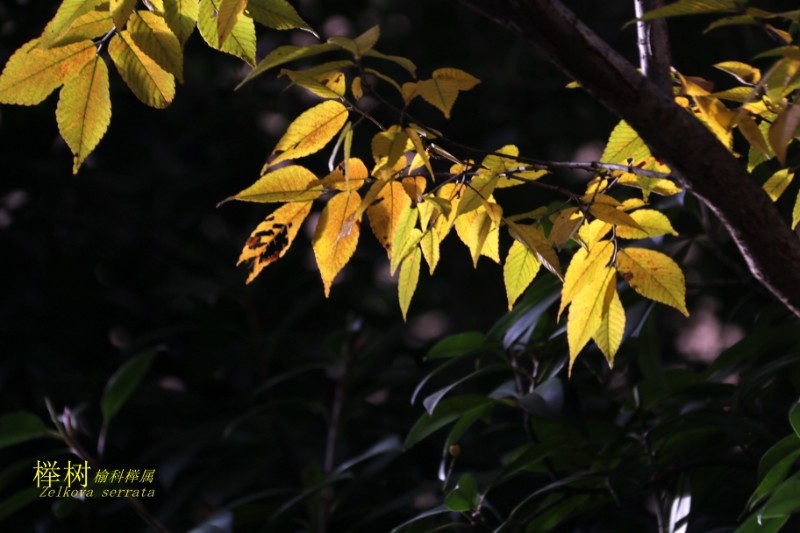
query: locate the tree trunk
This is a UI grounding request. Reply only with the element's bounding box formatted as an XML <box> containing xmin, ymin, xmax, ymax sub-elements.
<box><xmin>460</xmin><ymin>0</ymin><xmax>800</xmax><ymax>318</ymax></box>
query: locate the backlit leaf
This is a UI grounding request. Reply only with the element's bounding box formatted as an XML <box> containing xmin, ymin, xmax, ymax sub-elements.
<box><xmin>372</xmin><ymin>126</ymin><xmax>411</xmax><ymax>174</ymax></box>
<box><xmin>110</xmin><ymin>0</ymin><xmax>137</xmax><ymax>29</ymax></box>
<box><xmin>329</xmin><ymin>26</ymin><xmax>380</xmax><ymax>59</ymax></box>
<box><xmin>164</xmin><ymin>0</ymin><xmax>199</xmax><ymax>46</ymax></box>
<box><xmin>738</xmin><ymin>113</ymin><xmax>770</xmax><ymax>156</ymax></box>
<box><xmin>129</xmin><ymin>11</ymin><xmax>184</xmax><ymax>82</ymax></box>
<box><xmin>390</xmin><ymin>204</ymin><xmax>420</xmax><ymax>274</ymax></box>
<box><xmin>593</xmin><ymin>287</ymin><xmax>625</xmax><ymax>367</ymax></box>
<box><xmin>714</xmin><ymin>61</ymin><xmax>761</xmax><ymax>84</ymax></box>
<box><xmin>455</xmin><ymin>204</ymin><xmax>500</xmax><ymax>267</ymax></box>
<box><xmin>415</xmin><ymin>68</ymin><xmax>480</xmax><ymax>119</ymax></box>
<box><xmin>559</xmin><ymin>239</ymin><xmax>614</xmax><ymax>319</ymax></box>
<box><xmin>238</xmin><ymin>201</ymin><xmax>313</xmax><ymax>282</ymax></box>
<box><xmin>40</xmin><ymin>0</ymin><xmax>104</xmax><ymax>47</ymax></box>
<box><xmin>217</xmin><ymin>0</ymin><xmax>247</xmax><ymax>46</ymax></box>
<box><xmin>769</xmin><ymin>105</ymin><xmax>800</xmax><ymax>164</ymax></box>
<box><xmin>602</xmin><ymin>120</ymin><xmax>650</xmax><ymax>163</ymax></box>
<box><xmin>109</xmin><ymin>31</ymin><xmax>175</xmax><ymax>108</ymax></box>
<box><xmin>618</xmin><ymin>172</ymin><xmax>682</xmax><ymax>198</ymax></box>
<box><xmin>266</xmin><ymin>100</ymin><xmax>349</xmax><ymax>168</ymax></box>
<box><xmin>247</xmin><ymin>0</ymin><xmax>316</xmax><ymax>36</ymax></box>
<box><xmin>549</xmin><ymin>207</ymin><xmax>583</xmax><ymax>248</ymax></box>
<box><xmin>793</xmin><ymin>189</ymin><xmax>800</xmax><ymax>230</ymax></box>
<box><xmin>615</xmin><ymin>209</ymin><xmax>679</xmax><ymax>239</ymax></box>
<box><xmin>368</xmin><ymin>181</ymin><xmax>413</xmax><ymax>257</ymax></box>
<box><xmin>617</xmin><ymin>248</ymin><xmax>689</xmax><ymax>316</ymax></box>
<box><xmin>237</xmin><ymin>43</ymin><xmax>337</xmax><ymax>88</ymax></box>
<box><xmin>406</xmin><ymin>127</ymin><xmax>434</xmax><ymax>180</ymax></box>
<box><xmin>639</xmin><ymin>0</ymin><xmax>741</xmax><ymax>22</ymax></box>
<box><xmin>312</xmin><ymin>191</ymin><xmax>361</xmax><ymax>296</ymax></box>
<box><xmin>504</xmin><ymin>240</ymin><xmax>541</xmax><ymax>310</ymax></box>
<box><xmin>458</xmin><ymin>170</ymin><xmax>499</xmax><ymax>216</ymax></box>
<box><xmin>281</xmin><ymin>68</ymin><xmax>346</xmax><ymax>99</ymax></box>
<box><xmin>577</xmin><ymin>219</ymin><xmax>612</xmax><ymax>248</ymax></box>
<box><xmin>51</xmin><ymin>9</ymin><xmax>114</xmax><ymax>47</ymax></box>
<box><xmin>568</xmin><ymin>267</ymin><xmax>616</xmax><ymax>373</ymax></box>
<box><xmin>0</xmin><ymin>39</ymin><xmax>95</xmax><ymax>105</ymax></box>
<box><xmin>352</xmin><ymin>76</ymin><xmax>363</xmax><ymax>100</ymax></box>
<box><xmin>56</xmin><ymin>54</ymin><xmax>112</xmax><ymax>174</ymax></box>
<box><xmin>320</xmin><ymin>158</ymin><xmax>368</xmax><ymax>191</ymax></box>
<box><xmin>226</xmin><ymin>165</ymin><xmax>322</xmax><ymax>203</ymax></box>
<box><xmin>420</xmin><ymin>227</ymin><xmax>442</xmax><ymax>274</ymax></box>
<box><xmin>198</xmin><ymin>0</ymin><xmax>256</xmax><ymax>66</ymax></box>
<box><xmin>763</xmin><ymin>168</ymin><xmax>795</xmax><ymax>201</ymax></box>
<box><xmin>398</xmin><ymin>246</ymin><xmax>421</xmax><ymax>320</ymax></box>
<box><xmin>507</xmin><ymin>221</ymin><xmax>562</xmax><ymax>280</ymax></box>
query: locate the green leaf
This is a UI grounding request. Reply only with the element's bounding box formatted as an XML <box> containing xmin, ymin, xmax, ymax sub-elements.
<box><xmin>129</xmin><ymin>11</ymin><xmax>184</xmax><ymax>83</ymax></box>
<box><xmin>427</xmin><ymin>332</ymin><xmax>485</xmax><ymax>359</ymax></box>
<box><xmin>791</xmin><ymin>401</ymin><xmax>800</xmax><ymax>439</ymax></box>
<box><xmin>405</xmin><ymin>395</ymin><xmax>493</xmax><ymax>448</ymax></box>
<box><xmin>40</xmin><ymin>0</ymin><xmax>105</xmax><ymax>47</ymax></box>
<box><xmin>504</xmin><ymin>239</ymin><xmax>541</xmax><ymax>310</ymax></box>
<box><xmin>746</xmin><ymin>448</ymin><xmax>800</xmax><ymax>511</ymax></box>
<box><xmin>164</xmin><ymin>0</ymin><xmax>199</xmax><ymax>46</ymax></box>
<box><xmin>237</xmin><ymin>43</ymin><xmax>338</xmax><ymax>88</ymax></box>
<box><xmin>0</xmin><ymin>413</ymin><xmax>53</xmax><ymax>448</ymax></box>
<box><xmin>636</xmin><ymin>0</ymin><xmax>743</xmax><ymax>24</ymax></box>
<box><xmin>101</xmin><ymin>350</ymin><xmax>157</xmax><ymax>423</ymax></box>
<box><xmin>247</xmin><ymin>0</ymin><xmax>317</xmax><ymax>37</ymax></box>
<box><xmin>363</xmin><ymin>49</ymin><xmax>416</xmax><ymax>77</ymax></box>
<box><xmin>0</xmin><ymin>487</ymin><xmax>41</xmax><ymax>521</ymax></box>
<box><xmin>445</xmin><ymin>473</ymin><xmax>478</xmax><ymax>512</ymax></box>
<box><xmin>398</xmin><ymin>246</ymin><xmax>421</xmax><ymax>321</ymax></box>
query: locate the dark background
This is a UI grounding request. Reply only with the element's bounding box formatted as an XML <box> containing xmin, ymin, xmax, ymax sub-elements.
<box><xmin>2</xmin><ymin>1</ymin><xmax>799</xmax><ymax>531</ymax></box>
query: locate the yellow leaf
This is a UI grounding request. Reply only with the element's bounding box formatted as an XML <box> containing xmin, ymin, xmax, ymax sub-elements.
<box><xmin>592</xmin><ymin>286</ymin><xmax>625</xmax><ymax>367</ymax></box>
<box><xmin>238</xmin><ymin>201</ymin><xmax>313</xmax><ymax>283</ymax></box>
<box><xmin>110</xmin><ymin>0</ymin><xmax>137</xmax><ymax>29</ymax></box>
<box><xmin>695</xmin><ymin>95</ymin><xmax>735</xmax><ymax>148</ymax></box>
<box><xmin>432</xmin><ymin>183</ymin><xmax>464</xmax><ymax>236</ymax></box>
<box><xmin>368</xmin><ymin>181</ymin><xmax>413</xmax><ymax>257</ymax></box>
<box><xmin>458</xmin><ymin>170</ymin><xmax>499</xmax><ymax>216</ymax></box>
<box><xmin>246</xmin><ymin>0</ymin><xmax>317</xmax><ymax>36</ymax></box>
<box><xmin>617</xmin><ymin>248</ymin><xmax>689</xmax><ymax>316</ymax></box>
<box><xmin>415</xmin><ymin>68</ymin><xmax>480</xmax><ymax>119</ymax></box>
<box><xmin>198</xmin><ymin>0</ymin><xmax>256</xmax><ymax>66</ymax></box>
<box><xmin>402</xmin><ymin>176</ymin><xmax>426</xmax><ymax>201</ymax></box>
<box><xmin>267</xmin><ymin>100</ymin><xmax>349</xmax><ymax>168</ymax></box>
<box><xmin>401</xmin><ymin>82</ymin><xmax>417</xmax><ymax>104</ymax></box>
<box><xmin>713</xmin><ymin>61</ymin><xmax>761</xmax><ymax>84</ymax></box>
<box><xmin>499</xmin><ymin>168</ymin><xmax>547</xmax><ymax>188</ymax></box>
<box><xmin>40</xmin><ymin>0</ymin><xmax>104</xmax><ymax>47</ymax></box>
<box><xmin>352</xmin><ymin>76</ymin><xmax>363</xmax><ymax>100</ymax></box>
<box><xmin>281</xmin><ymin>68</ymin><xmax>346</xmax><ymax>99</ymax></box>
<box><xmin>737</xmin><ymin>113</ymin><xmax>770</xmax><ymax>156</ymax></box>
<box><xmin>615</xmin><ymin>209</ymin><xmax>679</xmax><ymax>239</ymax></box>
<box><xmin>617</xmin><ymin>172</ymin><xmax>682</xmax><ymax>198</ymax></box>
<box><xmin>227</xmin><ymin>165</ymin><xmax>322</xmax><ymax>203</ymax></box>
<box><xmin>312</xmin><ymin>191</ymin><xmax>361</xmax><ymax>297</ymax></box>
<box><xmin>601</xmin><ymin>120</ymin><xmax>650</xmax><ymax>163</ymax></box>
<box><xmin>577</xmin><ymin>219</ymin><xmax>611</xmax><ymax>248</ymax></box>
<box><xmin>620</xmin><ymin>198</ymin><xmax>647</xmax><ymax>211</ymax></box>
<box><xmin>129</xmin><ymin>11</ymin><xmax>184</xmax><ymax>83</ymax></box>
<box><xmin>455</xmin><ymin>204</ymin><xmax>500</xmax><ymax>267</ymax></box>
<box><xmin>567</xmin><ymin>266</ymin><xmax>616</xmax><ymax>374</ymax></box>
<box><xmin>320</xmin><ymin>158</ymin><xmax>368</xmax><ymax>191</ymax></box>
<box><xmin>328</xmin><ymin>26</ymin><xmax>380</xmax><ymax>59</ymax></box>
<box><xmin>792</xmin><ymin>189</ymin><xmax>800</xmax><ymax>230</ymax></box>
<box><xmin>371</xmin><ymin>126</ymin><xmax>412</xmax><ymax>174</ymax></box>
<box><xmin>164</xmin><ymin>0</ymin><xmax>199</xmax><ymax>46</ymax></box>
<box><xmin>0</xmin><ymin>39</ymin><xmax>95</xmax><ymax>105</ymax></box>
<box><xmin>390</xmin><ymin>204</ymin><xmax>420</xmax><ymax>274</ymax></box>
<box><xmin>559</xmin><ymin>239</ymin><xmax>614</xmax><ymax>319</ymax></box>
<box><xmin>406</xmin><ymin>127</ymin><xmax>435</xmax><ymax>180</ymax></box>
<box><xmin>763</xmin><ymin>168</ymin><xmax>795</xmax><ymax>201</ymax></box>
<box><xmin>50</xmin><ymin>9</ymin><xmax>114</xmax><ymax>47</ymax></box>
<box><xmin>588</xmin><ymin>204</ymin><xmax>644</xmax><ymax>231</ymax></box>
<box><xmin>398</xmin><ymin>246</ymin><xmax>421</xmax><ymax>321</ymax></box>
<box><xmin>549</xmin><ymin>207</ymin><xmax>583</xmax><ymax>248</ymax></box>
<box><xmin>56</xmin><ymin>54</ymin><xmax>111</xmax><ymax>174</ymax></box>
<box><xmin>420</xmin><ymin>227</ymin><xmax>442</xmax><ymax>274</ymax></box>
<box><xmin>109</xmin><ymin>31</ymin><xmax>175</xmax><ymax>108</ymax></box>
<box><xmin>504</xmin><ymin>239</ymin><xmax>541</xmax><ymax>310</ymax></box>
<box><xmin>217</xmin><ymin>0</ymin><xmax>247</xmax><ymax>47</ymax></box>
<box><xmin>507</xmin><ymin>221</ymin><xmax>562</xmax><ymax>280</ymax></box>
<box><xmin>769</xmin><ymin>105</ymin><xmax>800</xmax><ymax>164</ymax></box>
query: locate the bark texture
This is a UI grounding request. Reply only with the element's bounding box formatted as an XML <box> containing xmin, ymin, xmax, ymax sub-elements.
<box><xmin>460</xmin><ymin>0</ymin><xmax>800</xmax><ymax>318</ymax></box>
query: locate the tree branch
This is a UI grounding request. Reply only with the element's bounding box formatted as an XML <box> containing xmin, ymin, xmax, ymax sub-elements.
<box><xmin>634</xmin><ymin>0</ymin><xmax>672</xmax><ymax>95</ymax></box>
<box><xmin>459</xmin><ymin>0</ymin><xmax>800</xmax><ymax>318</ymax></box>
